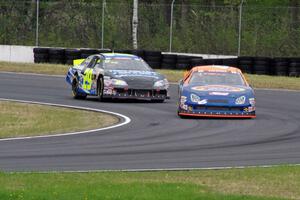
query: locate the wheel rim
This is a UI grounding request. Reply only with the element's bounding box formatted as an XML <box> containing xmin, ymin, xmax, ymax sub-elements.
<box><xmin>72</xmin><ymin>79</ymin><xmax>78</xmax><ymax>96</ymax></box>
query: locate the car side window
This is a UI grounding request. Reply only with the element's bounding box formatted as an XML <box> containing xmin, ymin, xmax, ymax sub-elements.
<box><xmin>94</xmin><ymin>59</ymin><xmax>104</xmax><ymax>69</ymax></box>
<box><xmin>81</xmin><ymin>56</ymin><xmax>93</xmax><ymax>68</ymax></box>
<box><xmin>87</xmin><ymin>57</ymin><xmax>98</xmax><ymax>69</ymax></box>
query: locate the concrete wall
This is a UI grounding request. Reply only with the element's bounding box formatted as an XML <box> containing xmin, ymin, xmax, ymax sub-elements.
<box><xmin>0</xmin><ymin>45</ymin><xmax>34</xmax><ymax>63</ymax></box>
<box><xmin>0</xmin><ymin>45</ymin><xmax>237</xmax><ymax>64</ymax></box>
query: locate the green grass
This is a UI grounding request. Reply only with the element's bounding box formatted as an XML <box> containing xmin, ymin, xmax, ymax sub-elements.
<box><xmin>0</xmin><ymin>101</ymin><xmax>118</xmax><ymax>138</ymax></box>
<box><xmin>0</xmin><ymin>61</ymin><xmax>299</xmax><ymax>90</ymax></box>
<box><xmin>1</xmin><ymin>165</ymin><xmax>299</xmax><ymax>200</ymax></box>
<box><xmin>157</xmin><ymin>69</ymin><xmax>300</xmax><ymax>90</ymax></box>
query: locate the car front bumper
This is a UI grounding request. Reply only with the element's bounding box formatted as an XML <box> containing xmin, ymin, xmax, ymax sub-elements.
<box><xmin>178</xmin><ymin>105</ymin><xmax>256</xmax><ymax>118</ymax></box>
<box><xmin>103</xmin><ymin>88</ymin><xmax>169</xmax><ymax>100</ymax></box>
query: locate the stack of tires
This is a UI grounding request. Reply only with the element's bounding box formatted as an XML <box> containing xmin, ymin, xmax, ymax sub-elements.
<box><xmin>289</xmin><ymin>58</ymin><xmax>300</xmax><ymax>77</ymax></box>
<box><xmin>130</xmin><ymin>49</ymin><xmax>145</xmax><ymax>59</ymax></box>
<box><xmin>144</xmin><ymin>50</ymin><xmax>162</xmax><ymax>69</ymax></box>
<box><xmin>204</xmin><ymin>58</ymin><xmax>223</xmax><ymax>65</ymax></box>
<box><xmin>238</xmin><ymin>57</ymin><xmax>253</xmax><ymax>74</ymax></box>
<box><xmin>222</xmin><ymin>58</ymin><xmax>238</xmax><ymax>68</ymax></box>
<box><xmin>33</xmin><ymin>48</ymin><xmax>49</xmax><ymax>63</ymax></box>
<box><xmin>48</xmin><ymin>48</ymin><xmax>65</xmax><ymax>64</ymax></box>
<box><xmin>65</xmin><ymin>49</ymin><xmax>81</xmax><ymax>65</ymax></box>
<box><xmin>161</xmin><ymin>54</ymin><xmax>177</xmax><ymax>69</ymax></box>
<box><xmin>176</xmin><ymin>55</ymin><xmax>191</xmax><ymax>70</ymax></box>
<box><xmin>190</xmin><ymin>57</ymin><xmax>205</xmax><ymax>69</ymax></box>
<box><xmin>80</xmin><ymin>48</ymin><xmax>99</xmax><ymax>59</ymax></box>
<box><xmin>253</xmin><ymin>57</ymin><xmax>270</xmax><ymax>75</ymax></box>
<box><xmin>272</xmin><ymin>57</ymin><xmax>289</xmax><ymax>76</ymax></box>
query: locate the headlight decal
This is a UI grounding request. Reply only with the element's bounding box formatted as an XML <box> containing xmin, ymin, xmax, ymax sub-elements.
<box><xmin>190</xmin><ymin>93</ymin><xmax>201</xmax><ymax>103</ymax></box>
<box><xmin>235</xmin><ymin>95</ymin><xmax>246</xmax><ymax>105</ymax></box>
<box><xmin>153</xmin><ymin>79</ymin><xmax>169</xmax><ymax>89</ymax></box>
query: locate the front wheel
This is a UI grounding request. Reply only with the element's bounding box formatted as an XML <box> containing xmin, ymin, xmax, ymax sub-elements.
<box><xmin>72</xmin><ymin>76</ymin><xmax>86</xmax><ymax>99</ymax></box>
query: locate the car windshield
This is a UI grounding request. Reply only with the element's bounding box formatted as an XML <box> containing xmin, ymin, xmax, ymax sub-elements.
<box><xmin>102</xmin><ymin>58</ymin><xmax>152</xmax><ymax>71</ymax></box>
<box><xmin>189</xmin><ymin>71</ymin><xmax>246</xmax><ymax>86</ymax></box>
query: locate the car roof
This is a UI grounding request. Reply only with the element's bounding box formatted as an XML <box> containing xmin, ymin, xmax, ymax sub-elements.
<box><xmin>190</xmin><ymin>65</ymin><xmax>242</xmax><ymax>73</ymax></box>
<box><xmin>101</xmin><ymin>53</ymin><xmax>140</xmax><ymax>59</ymax></box>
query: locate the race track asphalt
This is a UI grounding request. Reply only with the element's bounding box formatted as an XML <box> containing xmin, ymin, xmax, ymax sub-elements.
<box><xmin>0</xmin><ymin>72</ymin><xmax>300</xmax><ymax>172</ymax></box>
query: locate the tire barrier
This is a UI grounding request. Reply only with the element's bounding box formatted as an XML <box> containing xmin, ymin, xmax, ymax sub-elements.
<box><xmin>33</xmin><ymin>47</ymin><xmax>49</xmax><ymax>63</ymax></box>
<box><xmin>33</xmin><ymin>47</ymin><xmax>300</xmax><ymax>77</ymax></box>
<box><xmin>48</xmin><ymin>48</ymin><xmax>65</xmax><ymax>64</ymax></box>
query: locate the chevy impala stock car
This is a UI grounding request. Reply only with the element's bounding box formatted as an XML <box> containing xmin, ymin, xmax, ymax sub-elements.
<box><xmin>66</xmin><ymin>53</ymin><xmax>170</xmax><ymax>102</ymax></box>
<box><xmin>177</xmin><ymin>65</ymin><xmax>256</xmax><ymax>118</ymax></box>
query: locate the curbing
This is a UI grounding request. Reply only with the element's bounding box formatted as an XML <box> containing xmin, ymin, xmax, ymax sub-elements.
<box><xmin>0</xmin><ymin>98</ymin><xmax>131</xmax><ymax>142</ymax></box>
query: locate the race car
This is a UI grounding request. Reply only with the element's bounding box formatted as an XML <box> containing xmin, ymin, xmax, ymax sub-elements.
<box><xmin>177</xmin><ymin>65</ymin><xmax>256</xmax><ymax>118</ymax></box>
<box><xmin>66</xmin><ymin>53</ymin><xmax>169</xmax><ymax>102</ymax></box>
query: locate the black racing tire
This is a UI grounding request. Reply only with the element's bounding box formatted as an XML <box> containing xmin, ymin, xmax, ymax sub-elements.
<box><xmin>72</xmin><ymin>76</ymin><xmax>86</xmax><ymax>99</ymax></box>
<box><xmin>145</xmin><ymin>56</ymin><xmax>162</xmax><ymax>62</ymax></box>
<box><xmin>33</xmin><ymin>47</ymin><xmax>49</xmax><ymax>54</ymax></box>
<box><xmin>34</xmin><ymin>53</ymin><xmax>48</xmax><ymax>59</ymax></box>
<box><xmin>162</xmin><ymin>58</ymin><xmax>177</xmax><ymax>64</ymax></box>
<box><xmin>49</xmin><ymin>48</ymin><xmax>65</xmax><ymax>56</ymax></box>
<box><xmin>161</xmin><ymin>63</ymin><xmax>175</xmax><ymax>69</ymax></box>
<box><xmin>147</xmin><ymin>61</ymin><xmax>161</xmax><ymax>69</ymax></box>
<box><xmin>65</xmin><ymin>49</ymin><xmax>81</xmax><ymax>56</ymax></box>
<box><xmin>144</xmin><ymin>50</ymin><xmax>161</xmax><ymax>57</ymax></box>
<box><xmin>97</xmin><ymin>76</ymin><xmax>104</xmax><ymax>101</ymax></box>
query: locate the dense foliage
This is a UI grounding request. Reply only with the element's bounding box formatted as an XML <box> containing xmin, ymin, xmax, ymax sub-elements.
<box><xmin>0</xmin><ymin>0</ymin><xmax>299</xmax><ymax>56</ymax></box>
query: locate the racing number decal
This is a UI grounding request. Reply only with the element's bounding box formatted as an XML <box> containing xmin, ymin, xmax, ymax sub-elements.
<box><xmin>82</xmin><ymin>69</ymin><xmax>93</xmax><ymax>90</ymax></box>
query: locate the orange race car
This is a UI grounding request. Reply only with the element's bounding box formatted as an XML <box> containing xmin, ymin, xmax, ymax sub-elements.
<box><xmin>177</xmin><ymin>65</ymin><xmax>256</xmax><ymax>118</ymax></box>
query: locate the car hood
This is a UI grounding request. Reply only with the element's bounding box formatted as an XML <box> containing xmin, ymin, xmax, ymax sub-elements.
<box><xmin>105</xmin><ymin>70</ymin><xmax>163</xmax><ymax>79</ymax></box>
<box><xmin>183</xmin><ymin>84</ymin><xmax>254</xmax><ymax>98</ymax></box>
<box><xmin>105</xmin><ymin>70</ymin><xmax>165</xmax><ymax>89</ymax></box>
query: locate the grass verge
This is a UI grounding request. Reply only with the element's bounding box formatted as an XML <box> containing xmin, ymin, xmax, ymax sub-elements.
<box><xmin>0</xmin><ymin>165</ymin><xmax>299</xmax><ymax>200</ymax></box>
<box><xmin>0</xmin><ymin>101</ymin><xmax>118</xmax><ymax>138</ymax></box>
<box><xmin>0</xmin><ymin>61</ymin><xmax>299</xmax><ymax>90</ymax></box>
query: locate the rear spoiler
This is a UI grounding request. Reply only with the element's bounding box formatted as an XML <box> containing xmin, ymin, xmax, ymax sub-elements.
<box><xmin>73</xmin><ymin>59</ymin><xmax>85</xmax><ymax>66</ymax></box>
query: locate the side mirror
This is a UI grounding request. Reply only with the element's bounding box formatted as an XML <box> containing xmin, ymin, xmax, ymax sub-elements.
<box><xmin>179</xmin><ymin>79</ymin><xmax>183</xmax><ymax>85</ymax></box>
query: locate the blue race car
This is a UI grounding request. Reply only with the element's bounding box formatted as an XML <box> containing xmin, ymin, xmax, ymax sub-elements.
<box><xmin>178</xmin><ymin>65</ymin><xmax>256</xmax><ymax>118</ymax></box>
<box><xmin>66</xmin><ymin>53</ymin><xmax>169</xmax><ymax>102</ymax></box>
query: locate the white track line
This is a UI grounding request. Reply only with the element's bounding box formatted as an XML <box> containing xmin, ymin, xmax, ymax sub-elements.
<box><xmin>15</xmin><ymin>163</ymin><xmax>300</xmax><ymax>173</ymax></box>
<box><xmin>0</xmin><ymin>98</ymin><xmax>131</xmax><ymax>141</ymax></box>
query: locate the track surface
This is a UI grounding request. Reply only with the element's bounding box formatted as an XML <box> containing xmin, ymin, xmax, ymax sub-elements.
<box><xmin>0</xmin><ymin>73</ymin><xmax>300</xmax><ymax>172</ymax></box>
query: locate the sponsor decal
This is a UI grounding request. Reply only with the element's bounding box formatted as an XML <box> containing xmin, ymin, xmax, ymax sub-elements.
<box><xmin>192</xmin><ymin>85</ymin><xmax>245</xmax><ymax>92</ymax></box>
<box><xmin>180</xmin><ymin>96</ymin><xmax>187</xmax><ymax>103</ymax></box>
<box><xmin>180</xmin><ymin>103</ymin><xmax>188</xmax><ymax>110</ymax></box>
<box><xmin>109</xmin><ymin>70</ymin><xmax>159</xmax><ymax>79</ymax></box>
<box><xmin>249</xmin><ymin>98</ymin><xmax>256</xmax><ymax>106</ymax></box>
<box><xmin>209</xmin><ymin>92</ymin><xmax>229</xmax><ymax>96</ymax></box>
<box><xmin>198</xmin><ymin>99</ymin><xmax>207</xmax><ymax>105</ymax></box>
<box><xmin>104</xmin><ymin>88</ymin><xmax>113</xmax><ymax>95</ymax></box>
<box><xmin>248</xmin><ymin>106</ymin><xmax>255</xmax><ymax>112</ymax></box>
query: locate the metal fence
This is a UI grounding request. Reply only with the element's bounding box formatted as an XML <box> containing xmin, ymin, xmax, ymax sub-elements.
<box><xmin>0</xmin><ymin>1</ymin><xmax>300</xmax><ymax>57</ymax></box>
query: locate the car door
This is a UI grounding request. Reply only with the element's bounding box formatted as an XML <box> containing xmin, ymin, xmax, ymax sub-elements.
<box><xmin>82</xmin><ymin>56</ymin><xmax>103</xmax><ymax>94</ymax></box>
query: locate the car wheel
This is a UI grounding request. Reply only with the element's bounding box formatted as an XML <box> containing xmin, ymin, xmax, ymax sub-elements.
<box><xmin>72</xmin><ymin>76</ymin><xmax>86</xmax><ymax>99</ymax></box>
<box><xmin>98</xmin><ymin>77</ymin><xmax>104</xmax><ymax>101</ymax></box>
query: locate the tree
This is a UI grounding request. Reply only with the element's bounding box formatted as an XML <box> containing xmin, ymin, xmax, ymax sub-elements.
<box><xmin>132</xmin><ymin>0</ymin><xmax>138</xmax><ymax>49</ymax></box>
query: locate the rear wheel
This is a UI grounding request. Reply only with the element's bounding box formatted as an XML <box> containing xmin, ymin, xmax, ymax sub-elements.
<box><xmin>97</xmin><ymin>77</ymin><xmax>104</xmax><ymax>101</ymax></box>
<box><xmin>72</xmin><ymin>76</ymin><xmax>86</xmax><ymax>99</ymax></box>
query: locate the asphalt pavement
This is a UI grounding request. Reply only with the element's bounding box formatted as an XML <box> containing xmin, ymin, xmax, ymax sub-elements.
<box><xmin>0</xmin><ymin>72</ymin><xmax>300</xmax><ymax>172</ymax></box>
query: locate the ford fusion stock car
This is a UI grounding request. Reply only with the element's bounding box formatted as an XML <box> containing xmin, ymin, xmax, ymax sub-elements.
<box><xmin>66</xmin><ymin>53</ymin><xmax>169</xmax><ymax>102</ymax></box>
<box><xmin>178</xmin><ymin>65</ymin><xmax>256</xmax><ymax>118</ymax></box>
